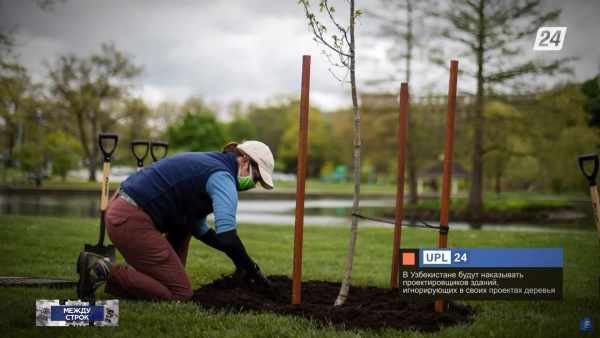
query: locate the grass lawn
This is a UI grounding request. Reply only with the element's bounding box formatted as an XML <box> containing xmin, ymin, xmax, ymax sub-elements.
<box><xmin>0</xmin><ymin>215</ymin><xmax>598</xmax><ymax>337</ymax></box>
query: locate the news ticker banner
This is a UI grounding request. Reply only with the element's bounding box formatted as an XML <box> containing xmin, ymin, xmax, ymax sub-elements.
<box><xmin>398</xmin><ymin>248</ymin><xmax>562</xmax><ymax>301</ymax></box>
<box><xmin>36</xmin><ymin>300</ymin><xmax>119</xmax><ymax>326</ymax></box>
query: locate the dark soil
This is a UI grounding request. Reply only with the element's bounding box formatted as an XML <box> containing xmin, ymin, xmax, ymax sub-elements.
<box><xmin>390</xmin><ymin>207</ymin><xmax>581</xmax><ymax>223</ymax></box>
<box><xmin>192</xmin><ymin>274</ymin><xmax>474</xmax><ymax>332</ymax></box>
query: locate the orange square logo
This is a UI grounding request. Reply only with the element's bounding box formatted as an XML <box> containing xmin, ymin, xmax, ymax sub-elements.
<box><xmin>402</xmin><ymin>252</ymin><xmax>415</xmax><ymax>265</ymax></box>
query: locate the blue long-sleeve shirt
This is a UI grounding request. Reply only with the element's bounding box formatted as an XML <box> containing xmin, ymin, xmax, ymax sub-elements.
<box><xmin>190</xmin><ymin>171</ymin><xmax>238</xmax><ymax>239</ymax></box>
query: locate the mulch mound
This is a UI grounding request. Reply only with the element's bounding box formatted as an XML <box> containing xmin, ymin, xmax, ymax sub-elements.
<box><xmin>192</xmin><ymin>274</ymin><xmax>474</xmax><ymax>332</ymax></box>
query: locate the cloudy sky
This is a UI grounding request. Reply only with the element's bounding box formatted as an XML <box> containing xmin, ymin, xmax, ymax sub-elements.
<box><xmin>2</xmin><ymin>0</ymin><xmax>599</xmax><ymax>120</ymax></box>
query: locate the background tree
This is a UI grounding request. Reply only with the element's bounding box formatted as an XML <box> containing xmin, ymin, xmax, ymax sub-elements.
<box><xmin>14</xmin><ymin>142</ymin><xmax>39</xmax><ymax>173</ymax></box>
<box><xmin>430</xmin><ymin>0</ymin><xmax>576</xmax><ymax>217</ymax></box>
<box><xmin>299</xmin><ymin>0</ymin><xmax>363</xmax><ymax>307</ymax></box>
<box><xmin>122</xmin><ymin>98</ymin><xmax>151</xmax><ymax>141</ymax></box>
<box><xmin>529</xmin><ymin>83</ymin><xmax>599</xmax><ymax>193</ymax></box>
<box><xmin>0</xmin><ymin>29</ymin><xmax>30</xmax><ymax>170</ymax></box>
<box><xmin>227</xmin><ymin>99</ymin><xmax>257</xmax><ymax>142</ymax></box>
<box><xmin>366</xmin><ymin>0</ymin><xmax>434</xmax><ymax>203</ymax></box>
<box><xmin>228</xmin><ymin>117</ymin><xmax>256</xmax><ymax>143</ymax></box>
<box><xmin>45</xmin><ymin>132</ymin><xmax>82</xmax><ymax>182</ymax></box>
<box><xmin>278</xmin><ymin>105</ymin><xmax>331</xmax><ymax>177</ymax></box>
<box><xmin>329</xmin><ymin>107</ymin><xmax>355</xmax><ymax>170</ymax></box>
<box><xmin>480</xmin><ymin>101</ymin><xmax>522</xmax><ymax>194</ymax></box>
<box><xmin>47</xmin><ymin>43</ymin><xmax>143</xmax><ymax>181</ymax></box>
<box><xmin>166</xmin><ymin>111</ymin><xmax>228</xmax><ymax>152</ymax></box>
<box><xmin>247</xmin><ymin>100</ymin><xmax>293</xmax><ymax>159</ymax></box>
<box><xmin>182</xmin><ymin>95</ymin><xmax>217</xmax><ymax>117</ymax></box>
<box><xmin>581</xmin><ymin>75</ymin><xmax>600</xmax><ymax>126</ymax></box>
<box><xmin>150</xmin><ymin>100</ymin><xmax>183</xmax><ymax>139</ymax></box>
<box><xmin>357</xmin><ymin>103</ymin><xmax>400</xmax><ymax>181</ymax></box>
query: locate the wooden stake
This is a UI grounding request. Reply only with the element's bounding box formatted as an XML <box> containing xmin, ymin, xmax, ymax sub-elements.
<box><xmin>390</xmin><ymin>82</ymin><xmax>408</xmax><ymax>289</ymax></box>
<box><xmin>435</xmin><ymin>60</ymin><xmax>459</xmax><ymax>313</ymax></box>
<box><xmin>292</xmin><ymin>55</ymin><xmax>311</xmax><ymax>305</ymax></box>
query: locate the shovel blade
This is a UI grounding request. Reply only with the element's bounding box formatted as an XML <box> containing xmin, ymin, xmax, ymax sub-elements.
<box><xmin>83</xmin><ymin>243</ymin><xmax>116</xmax><ymax>262</ymax></box>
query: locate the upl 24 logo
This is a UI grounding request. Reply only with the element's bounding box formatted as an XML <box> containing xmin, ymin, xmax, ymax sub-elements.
<box><xmin>533</xmin><ymin>27</ymin><xmax>567</xmax><ymax>51</ymax></box>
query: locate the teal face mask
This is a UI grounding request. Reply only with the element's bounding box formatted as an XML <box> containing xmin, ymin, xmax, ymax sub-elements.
<box><xmin>238</xmin><ymin>162</ymin><xmax>256</xmax><ymax>191</ymax></box>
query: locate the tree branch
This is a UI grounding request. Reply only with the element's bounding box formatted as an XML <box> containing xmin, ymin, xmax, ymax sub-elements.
<box><xmin>300</xmin><ymin>0</ymin><xmax>352</xmax><ymax>58</ymax></box>
<box><xmin>329</xmin><ymin>68</ymin><xmax>351</xmax><ymax>83</ymax></box>
<box><xmin>485</xmin><ymin>57</ymin><xmax>577</xmax><ymax>84</ymax></box>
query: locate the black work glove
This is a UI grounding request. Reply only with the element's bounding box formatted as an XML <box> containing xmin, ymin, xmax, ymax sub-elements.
<box><xmin>234</xmin><ymin>262</ymin><xmax>246</xmax><ymax>276</ymax></box>
<box><xmin>198</xmin><ymin>228</ymin><xmax>222</xmax><ymax>251</ymax></box>
<box><xmin>199</xmin><ymin>229</ymin><xmax>259</xmax><ymax>279</ymax></box>
<box><xmin>244</xmin><ymin>263</ymin><xmax>271</xmax><ymax>288</ymax></box>
<box><xmin>216</xmin><ymin>230</ymin><xmax>255</xmax><ymax>272</ymax></box>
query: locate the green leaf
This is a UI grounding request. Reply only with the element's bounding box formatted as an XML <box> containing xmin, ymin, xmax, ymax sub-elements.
<box><xmin>355</xmin><ymin>9</ymin><xmax>362</xmax><ymax>17</ymax></box>
<box><xmin>330</xmin><ymin>6</ymin><xmax>335</xmax><ymax>13</ymax></box>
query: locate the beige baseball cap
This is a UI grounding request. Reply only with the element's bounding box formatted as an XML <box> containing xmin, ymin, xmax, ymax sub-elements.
<box><xmin>237</xmin><ymin>140</ymin><xmax>275</xmax><ymax>190</ymax></box>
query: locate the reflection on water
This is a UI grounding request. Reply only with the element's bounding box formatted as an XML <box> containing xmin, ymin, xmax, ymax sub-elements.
<box><xmin>0</xmin><ymin>193</ymin><xmax>595</xmax><ymax>233</ymax></box>
<box><xmin>0</xmin><ymin>194</ymin><xmax>100</xmax><ymax>219</ymax></box>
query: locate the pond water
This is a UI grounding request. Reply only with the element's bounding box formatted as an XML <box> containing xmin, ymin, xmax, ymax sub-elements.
<box><xmin>0</xmin><ymin>193</ymin><xmax>595</xmax><ymax>234</ymax></box>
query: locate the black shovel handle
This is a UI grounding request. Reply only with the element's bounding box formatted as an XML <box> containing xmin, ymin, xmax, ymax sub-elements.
<box><xmin>151</xmin><ymin>141</ymin><xmax>169</xmax><ymax>162</ymax></box>
<box><xmin>99</xmin><ymin>133</ymin><xmax>118</xmax><ymax>163</ymax></box>
<box><xmin>579</xmin><ymin>154</ymin><xmax>599</xmax><ymax>187</ymax></box>
<box><xmin>131</xmin><ymin>140</ymin><xmax>150</xmax><ymax>167</ymax></box>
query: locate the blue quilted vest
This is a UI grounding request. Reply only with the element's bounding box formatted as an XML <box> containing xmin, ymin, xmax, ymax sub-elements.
<box><xmin>120</xmin><ymin>151</ymin><xmax>239</xmax><ymax>232</ymax></box>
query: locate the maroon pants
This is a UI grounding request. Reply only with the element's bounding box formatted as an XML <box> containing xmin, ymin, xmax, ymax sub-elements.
<box><xmin>104</xmin><ymin>190</ymin><xmax>193</xmax><ymax>301</ymax></box>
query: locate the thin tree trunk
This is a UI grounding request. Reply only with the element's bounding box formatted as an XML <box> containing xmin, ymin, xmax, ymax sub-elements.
<box><xmin>406</xmin><ymin>136</ymin><xmax>417</xmax><ymax>203</ymax></box>
<box><xmin>6</xmin><ymin>118</ymin><xmax>14</xmax><ymax>166</ymax></box>
<box><xmin>335</xmin><ymin>0</ymin><xmax>361</xmax><ymax>307</ymax></box>
<box><xmin>15</xmin><ymin>102</ymin><xmax>22</xmax><ymax>153</ymax></box>
<box><xmin>468</xmin><ymin>0</ymin><xmax>485</xmax><ymax>218</ymax></box>
<box><xmin>75</xmin><ymin>110</ymin><xmax>94</xmax><ymax>181</ymax></box>
<box><xmin>88</xmin><ymin>112</ymin><xmax>99</xmax><ymax>182</ymax></box>
<box><xmin>3</xmin><ymin>117</ymin><xmax>11</xmax><ymax>183</ymax></box>
<box><xmin>405</xmin><ymin>0</ymin><xmax>418</xmax><ymax>205</ymax></box>
<box><xmin>495</xmin><ymin>167</ymin><xmax>501</xmax><ymax>195</ymax></box>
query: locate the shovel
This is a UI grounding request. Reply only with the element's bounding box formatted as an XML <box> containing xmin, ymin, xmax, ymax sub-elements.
<box><xmin>578</xmin><ymin>154</ymin><xmax>600</xmax><ymax>298</ymax></box>
<box><xmin>578</xmin><ymin>154</ymin><xmax>600</xmax><ymax>245</ymax></box>
<box><xmin>150</xmin><ymin>141</ymin><xmax>169</xmax><ymax>162</ymax></box>
<box><xmin>131</xmin><ymin>140</ymin><xmax>150</xmax><ymax>171</ymax></box>
<box><xmin>84</xmin><ymin>133</ymin><xmax>118</xmax><ymax>262</ymax></box>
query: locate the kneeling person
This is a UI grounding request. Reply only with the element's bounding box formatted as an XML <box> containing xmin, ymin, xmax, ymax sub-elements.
<box><xmin>76</xmin><ymin>141</ymin><xmax>274</xmax><ymax>301</ymax></box>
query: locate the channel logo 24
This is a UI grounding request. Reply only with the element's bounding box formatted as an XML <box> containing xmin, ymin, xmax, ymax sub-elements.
<box><xmin>533</xmin><ymin>27</ymin><xmax>567</xmax><ymax>51</ymax></box>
